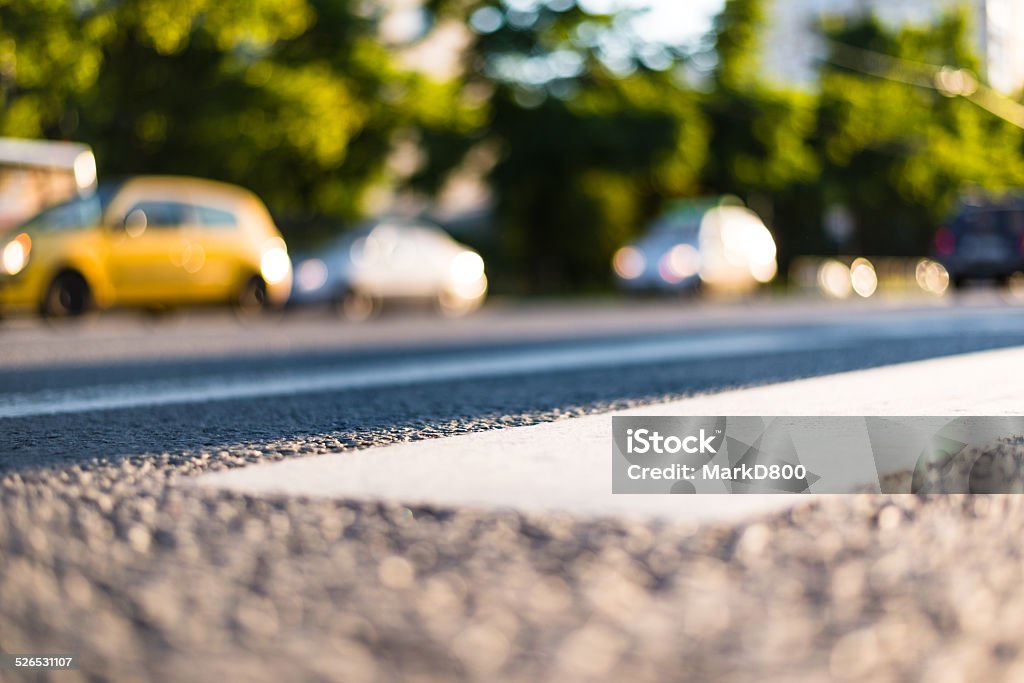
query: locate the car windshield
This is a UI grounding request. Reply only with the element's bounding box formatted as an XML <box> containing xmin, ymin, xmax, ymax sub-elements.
<box><xmin>19</xmin><ymin>183</ymin><xmax>121</xmax><ymax>233</ymax></box>
<box><xmin>956</xmin><ymin>208</ymin><xmax>1024</xmax><ymax>237</ymax></box>
<box><xmin>649</xmin><ymin>215</ymin><xmax>701</xmax><ymax>237</ymax></box>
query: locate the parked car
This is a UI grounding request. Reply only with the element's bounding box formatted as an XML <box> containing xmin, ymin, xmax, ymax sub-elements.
<box><xmin>613</xmin><ymin>197</ymin><xmax>777</xmax><ymax>295</ymax></box>
<box><xmin>0</xmin><ymin>176</ymin><xmax>292</xmax><ymax>317</ymax></box>
<box><xmin>290</xmin><ymin>221</ymin><xmax>487</xmax><ymax>319</ymax></box>
<box><xmin>933</xmin><ymin>196</ymin><xmax>1024</xmax><ymax>288</ymax></box>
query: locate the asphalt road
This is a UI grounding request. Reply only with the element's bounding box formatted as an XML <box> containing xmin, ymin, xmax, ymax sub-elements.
<box><xmin>3</xmin><ymin>293</ymin><xmax>1024</xmax><ymax>682</ymax></box>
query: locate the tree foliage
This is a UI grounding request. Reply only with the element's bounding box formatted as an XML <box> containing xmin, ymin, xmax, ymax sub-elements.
<box><xmin>704</xmin><ymin>0</ymin><xmax>1024</xmax><ymax>261</ymax></box>
<box><xmin>0</xmin><ymin>0</ymin><xmax>467</xmax><ymax>227</ymax></box>
<box><xmin>419</xmin><ymin>0</ymin><xmax>708</xmax><ymax>290</ymax></box>
<box><xmin>818</xmin><ymin>12</ymin><xmax>1024</xmax><ymax>253</ymax></box>
<box><xmin>4</xmin><ymin>0</ymin><xmax>1024</xmax><ymax>289</ymax></box>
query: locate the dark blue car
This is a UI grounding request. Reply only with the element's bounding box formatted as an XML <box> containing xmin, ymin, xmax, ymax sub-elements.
<box><xmin>934</xmin><ymin>197</ymin><xmax>1024</xmax><ymax>288</ymax></box>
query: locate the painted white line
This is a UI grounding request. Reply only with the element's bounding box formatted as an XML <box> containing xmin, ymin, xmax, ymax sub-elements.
<box><xmin>0</xmin><ymin>329</ymin><xmax>823</xmax><ymax>419</ymax></box>
<box><xmin>196</xmin><ymin>346</ymin><xmax>1024</xmax><ymax>522</ymax></box>
<box><xmin>6</xmin><ymin>311</ymin><xmax>1024</xmax><ymax>419</ymax></box>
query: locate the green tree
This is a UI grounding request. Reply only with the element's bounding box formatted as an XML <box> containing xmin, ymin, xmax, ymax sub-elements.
<box><xmin>819</xmin><ymin>12</ymin><xmax>1024</xmax><ymax>254</ymax></box>
<box><xmin>420</xmin><ymin>0</ymin><xmax>708</xmax><ymax>291</ymax></box>
<box><xmin>702</xmin><ymin>0</ymin><xmax>823</xmax><ymax>268</ymax></box>
<box><xmin>0</xmin><ymin>0</ymin><xmax>472</xmax><ymax>237</ymax></box>
<box><xmin>704</xmin><ymin>1</ymin><xmax>1024</xmax><ymax>264</ymax></box>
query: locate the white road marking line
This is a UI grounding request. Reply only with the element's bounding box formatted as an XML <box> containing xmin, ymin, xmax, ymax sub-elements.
<box><xmin>196</xmin><ymin>346</ymin><xmax>1024</xmax><ymax>522</ymax></box>
<box><xmin>0</xmin><ymin>329</ymin><xmax>826</xmax><ymax>419</ymax></box>
<box><xmin>5</xmin><ymin>311</ymin><xmax>1024</xmax><ymax>419</ymax></box>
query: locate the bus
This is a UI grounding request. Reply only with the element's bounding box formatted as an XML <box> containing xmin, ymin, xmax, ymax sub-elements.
<box><xmin>0</xmin><ymin>138</ymin><xmax>98</xmax><ymax>231</ymax></box>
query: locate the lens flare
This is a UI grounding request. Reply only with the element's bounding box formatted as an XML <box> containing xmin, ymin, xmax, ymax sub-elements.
<box><xmin>450</xmin><ymin>251</ymin><xmax>485</xmax><ymax>284</ymax></box>
<box><xmin>850</xmin><ymin>258</ymin><xmax>878</xmax><ymax>298</ymax></box>
<box><xmin>613</xmin><ymin>246</ymin><xmax>645</xmax><ymax>280</ymax></box>
<box><xmin>817</xmin><ymin>259</ymin><xmax>852</xmax><ymax>299</ymax></box>
<box><xmin>296</xmin><ymin>259</ymin><xmax>329</xmax><ymax>292</ymax></box>
<box><xmin>666</xmin><ymin>243</ymin><xmax>700</xmax><ymax>279</ymax></box>
<box><xmin>915</xmin><ymin>259</ymin><xmax>950</xmax><ymax>295</ymax></box>
<box><xmin>260</xmin><ymin>238</ymin><xmax>291</xmax><ymax>285</ymax></box>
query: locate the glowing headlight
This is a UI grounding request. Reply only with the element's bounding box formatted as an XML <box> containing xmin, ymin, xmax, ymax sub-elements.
<box><xmin>73</xmin><ymin>151</ymin><xmax>98</xmax><ymax>191</ymax></box>
<box><xmin>612</xmin><ymin>246</ymin><xmax>645</xmax><ymax>280</ymax></box>
<box><xmin>746</xmin><ymin>227</ymin><xmax>777</xmax><ymax>266</ymax></box>
<box><xmin>260</xmin><ymin>238</ymin><xmax>291</xmax><ymax>285</ymax></box>
<box><xmin>2</xmin><ymin>233</ymin><xmax>31</xmax><ymax>275</ymax></box>
<box><xmin>296</xmin><ymin>258</ymin><xmax>328</xmax><ymax>292</ymax></box>
<box><xmin>817</xmin><ymin>259</ymin><xmax>852</xmax><ymax>299</ymax></box>
<box><xmin>915</xmin><ymin>259</ymin><xmax>950</xmax><ymax>295</ymax></box>
<box><xmin>666</xmin><ymin>244</ymin><xmax>700</xmax><ymax>279</ymax></box>
<box><xmin>450</xmin><ymin>251</ymin><xmax>485</xmax><ymax>284</ymax></box>
<box><xmin>850</xmin><ymin>257</ymin><xmax>877</xmax><ymax>298</ymax></box>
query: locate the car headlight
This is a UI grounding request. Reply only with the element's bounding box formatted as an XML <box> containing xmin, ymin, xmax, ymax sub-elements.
<box><xmin>2</xmin><ymin>233</ymin><xmax>31</xmax><ymax>275</ymax></box>
<box><xmin>612</xmin><ymin>246</ymin><xmax>645</xmax><ymax>280</ymax></box>
<box><xmin>260</xmin><ymin>237</ymin><xmax>292</xmax><ymax>285</ymax></box>
<box><xmin>448</xmin><ymin>251</ymin><xmax>487</xmax><ymax>300</ymax></box>
<box><xmin>295</xmin><ymin>258</ymin><xmax>328</xmax><ymax>292</ymax></box>
<box><xmin>450</xmin><ymin>251</ymin><xmax>485</xmax><ymax>284</ymax></box>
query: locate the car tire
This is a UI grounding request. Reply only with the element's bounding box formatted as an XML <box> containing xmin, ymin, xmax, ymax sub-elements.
<box><xmin>42</xmin><ymin>271</ymin><xmax>92</xmax><ymax>318</ymax></box>
<box><xmin>336</xmin><ymin>288</ymin><xmax>377</xmax><ymax>322</ymax></box>
<box><xmin>235</xmin><ymin>275</ymin><xmax>270</xmax><ymax>317</ymax></box>
<box><xmin>436</xmin><ymin>288</ymin><xmax>481</xmax><ymax>317</ymax></box>
<box><xmin>679</xmin><ymin>278</ymin><xmax>703</xmax><ymax>299</ymax></box>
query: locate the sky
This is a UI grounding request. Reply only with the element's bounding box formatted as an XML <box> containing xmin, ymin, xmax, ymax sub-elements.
<box><xmin>582</xmin><ymin>0</ymin><xmax>727</xmax><ymax>46</ymax></box>
<box><xmin>385</xmin><ymin>0</ymin><xmax>729</xmax><ymax>61</ymax></box>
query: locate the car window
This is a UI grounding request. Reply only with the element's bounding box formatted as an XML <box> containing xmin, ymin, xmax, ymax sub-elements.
<box><xmin>123</xmin><ymin>201</ymin><xmax>191</xmax><ymax>229</ymax></box>
<box><xmin>650</xmin><ymin>215</ymin><xmax>702</xmax><ymax>236</ymax></box>
<box><xmin>197</xmin><ymin>205</ymin><xmax>238</xmax><ymax>229</ymax></box>
<box><xmin>21</xmin><ymin>194</ymin><xmax>104</xmax><ymax>233</ymax></box>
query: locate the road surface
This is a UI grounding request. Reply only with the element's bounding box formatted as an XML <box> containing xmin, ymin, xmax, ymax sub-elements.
<box><xmin>3</xmin><ymin>294</ymin><xmax>1024</xmax><ymax>682</ymax></box>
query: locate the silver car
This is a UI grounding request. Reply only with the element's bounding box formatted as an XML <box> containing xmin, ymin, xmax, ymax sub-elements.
<box><xmin>290</xmin><ymin>221</ymin><xmax>487</xmax><ymax>319</ymax></box>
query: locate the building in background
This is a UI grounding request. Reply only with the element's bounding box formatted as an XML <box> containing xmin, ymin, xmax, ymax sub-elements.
<box><xmin>759</xmin><ymin>0</ymin><xmax>1024</xmax><ymax>93</ymax></box>
<box><xmin>367</xmin><ymin>0</ymin><xmax>494</xmax><ymax>231</ymax></box>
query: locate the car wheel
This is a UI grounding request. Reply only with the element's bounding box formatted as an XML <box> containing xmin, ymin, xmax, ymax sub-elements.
<box><xmin>235</xmin><ymin>275</ymin><xmax>270</xmax><ymax>317</ymax></box>
<box><xmin>436</xmin><ymin>288</ymin><xmax>481</xmax><ymax>317</ymax></box>
<box><xmin>336</xmin><ymin>288</ymin><xmax>377</xmax><ymax>322</ymax></box>
<box><xmin>42</xmin><ymin>271</ymin><xmax>92</xmax><ymax>318</ymax></box>
<box><xmin>1008</xmin><ymin>272</ymin><xmax>1024</xmax><ymax>297</ymax></box>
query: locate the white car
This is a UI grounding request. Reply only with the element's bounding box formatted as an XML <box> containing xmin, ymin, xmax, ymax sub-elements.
<box><xmin>290</xmin><ymin>221</ymin><xmax>487</xmax><ymax>319</ymax></box>
<box><xmin>613</xmin><ymin>198</ymin><xmax>778</xmax><ymax>295</ymax></box>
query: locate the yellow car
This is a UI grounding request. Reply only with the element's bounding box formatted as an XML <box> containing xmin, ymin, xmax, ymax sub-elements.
<box><xmin>0</xmin><ymin>176</ymin><xmax>292</xmax><ymax>317</ymax></box>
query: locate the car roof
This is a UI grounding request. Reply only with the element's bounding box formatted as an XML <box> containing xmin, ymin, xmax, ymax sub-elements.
<box><xmin>112</xmin><ymin>176</ymin><xmax>259</xmax><ymax>205</ymax></box>
<box><xmin>955</xmin><ymin>193</ymin><xmax>1024</xmax><ymax>212</ymax></box>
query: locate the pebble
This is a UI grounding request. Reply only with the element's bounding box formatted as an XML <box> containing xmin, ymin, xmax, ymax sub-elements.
<box><xmin>3</xmin><ymin>423</ymin><xmax>1024</xmax><ymax>682</ymax></box>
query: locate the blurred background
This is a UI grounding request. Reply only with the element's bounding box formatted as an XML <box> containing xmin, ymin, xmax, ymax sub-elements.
<box><xmin>6</xmin><ymin>8</ymin><xmax>1024</xmax><ymax>677</ymax></box>
<box><xmin>3</xmin><ymin>0</ymin><xmax>1024</xmax><ymax>310</ymax></box>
